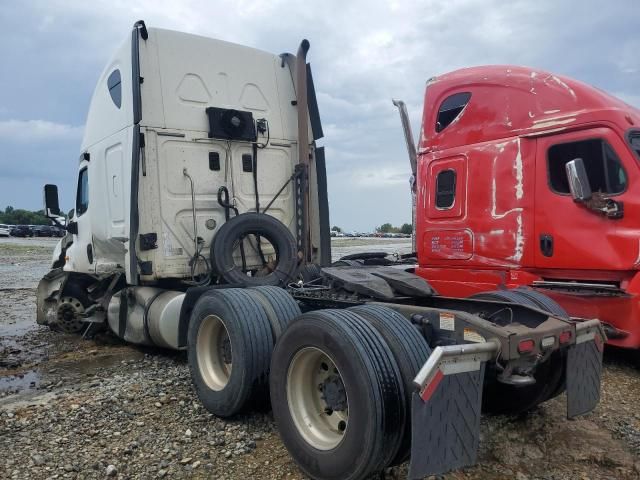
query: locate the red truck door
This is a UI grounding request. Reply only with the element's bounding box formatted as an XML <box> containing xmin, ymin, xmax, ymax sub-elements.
<box><xmin>534</xmin><ymin>127</ymin><xmax>639</xmax><ymax>272</ymax></box>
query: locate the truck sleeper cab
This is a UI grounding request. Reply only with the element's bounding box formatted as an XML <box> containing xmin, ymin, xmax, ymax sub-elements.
<box><xmin>411</xmin><ymin>65</ymin><xmax>640</xmax><ymax>348</ymax></box>
<box><xmin>58</xmin><ymin>23</ymin><xmax>329</xmax><ymax>286</ymax></box>
<box><xmin>37</xmin><ymin>23</ymin><xmax>605</xmax><ymax>480</ymax></box>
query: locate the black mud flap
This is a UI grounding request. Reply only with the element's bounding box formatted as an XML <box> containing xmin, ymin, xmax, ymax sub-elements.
<box><xmin>566</xmin><ymin>320</ymin><xmax>605</xmax><ymax>418</ymax></box>
<box><xmin>408</xmin><ymin>342</ymin><xmax>498</xmax><ymax>479</ymax></box>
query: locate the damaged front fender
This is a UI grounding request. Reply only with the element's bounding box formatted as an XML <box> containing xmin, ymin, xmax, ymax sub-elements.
<box><xmin>36</xmin><ymin>268</ymin><xmax>69</xmax><ymax>326</ymax></box>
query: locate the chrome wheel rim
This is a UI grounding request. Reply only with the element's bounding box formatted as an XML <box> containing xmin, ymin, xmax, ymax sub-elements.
<box><xmin>197</xmin><ymin>315</ymin><xmax>232</xmax><ymax>391</ymax></box>
<box><xmin>286</xmin><ymin>347</ymin><xmax>349</xmax><ymax>450</ymax></box>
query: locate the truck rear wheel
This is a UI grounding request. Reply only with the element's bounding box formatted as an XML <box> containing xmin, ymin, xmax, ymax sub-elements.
<box><xmin>348</xmin><ymin>304</ymin><xmax>431</xmax><ymax>465</ymax></box>
<box><xmin>270</xmin><ymin>309</ymin><xmax>405</xmax><ymax>480</ymax></box>
<box><xmin>470</xmin><ymin>289</ymin><xmax>567</xmax><ymax>414</ymax></box>
<box><xmin>247</xmin><ymin>286</ymin><xmax>301</xmax><ymax>341</ymax></box>
<box><xmin>187</xmin><ymin>289</ymin><xmax>273</xmax><ymax>417</ymax></box>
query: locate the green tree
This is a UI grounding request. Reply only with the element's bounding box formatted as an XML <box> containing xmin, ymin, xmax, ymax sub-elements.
<box><xmin>331</xmin><ymin>226</ymin><xmax>342</xmax><ymax>233</ymax></box>
<box><xmin>0</xmin><ymin>207</ymin><xmax>50</xmax><ymax>225</ymax></box>
<box><xmin>377</xmin><ymin>223</ymin><xmax>394</xmax><ymax>233</ymax></box>
<box><xmin>400</xmin><ymin>223</ymin><xmax>413</xmax><ymax>235</ymax></box>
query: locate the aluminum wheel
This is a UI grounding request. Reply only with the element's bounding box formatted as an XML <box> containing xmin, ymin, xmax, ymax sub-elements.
<box><xmin>286</xmin><ymin>347</ymin><xmax>349</xmax><ymax>450</ymax></box>
<box><xmin>196</xmin><ymin>314</ymin><xmax>233</xmax><ymax>391</ymax></box>
<box><xmin>56</xmin><ymin>296</ymin><xmax>85</xmax><ymax>333</ymax></box>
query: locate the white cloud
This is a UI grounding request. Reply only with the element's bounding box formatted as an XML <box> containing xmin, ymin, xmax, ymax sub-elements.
<box><xmin>0</xmin><ymin>120</ymin><xmax>84</xmax><ymax>143</ymax></box>
<box><xmin>0</xmin><ymin>0</ymin><xmax>638</xmax><ymax>228</ymax></box>
<box><xmin>332</xmin><ymin>166</ymin><xmax>411</xmax><ymax>189</ymax></box>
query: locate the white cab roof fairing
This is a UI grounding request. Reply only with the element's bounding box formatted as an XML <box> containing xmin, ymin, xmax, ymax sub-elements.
<box><xmin>81</xmin><ymin>35</ymin><xmax>134</xmax><ymax>151</ymax></box>
<box><xmin>138</xmin><ymin>28</ymin><xmax>299</xmax><ymax>142</ymax></box>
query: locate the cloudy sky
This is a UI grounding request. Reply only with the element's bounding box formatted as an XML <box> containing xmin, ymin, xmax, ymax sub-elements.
<box><xmin>0</xmin><ymin>0</ymin><xmax>638</xmax><ymax>231</ymax></box>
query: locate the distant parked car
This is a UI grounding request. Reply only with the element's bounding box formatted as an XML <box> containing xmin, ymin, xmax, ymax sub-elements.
<box><xmin>10</xmin><ymin>225</ymin><xmax>33</xmax><ymax>237</ymax></box>
<box><xmin>33</xmin><ymin>225</ymin><xmax>56</xmax><ymax>237</ymax></box>
<box><xmin>0</xmin><ymin>224</ymin><xmax>10</xmax><ymax>237</ymax></box>
<box><xmin>52</xmin><ymin>227</ymin><xmax>66</xmax><ymax>237</ymax></box>
<box><xmin>32</xmin><ymin>226</ymin><xmax>47</xmax><ymax>237</ymax></box>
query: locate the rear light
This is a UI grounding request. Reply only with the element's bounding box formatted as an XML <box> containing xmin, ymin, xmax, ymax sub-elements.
<box><xmin>518</xmin><ymin>339</ymin><xmax>535</xmax><ymax>354</ymax></box>
<box><xmin>559</xmin><ymin>330</ymin><xmax>572</xmax><ymax>344</ymax></box>
<box><xmin>541</xmin><ymin>336</ymin><xmax>555</xmax><ymax>349</ymax></box>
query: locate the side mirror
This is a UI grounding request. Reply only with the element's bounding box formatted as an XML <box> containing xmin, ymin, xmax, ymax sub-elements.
<box><xmin>565</xmin><ymin>158</ymin><xmax>592</xmax><ymax>202</ymax></box>
<box><xmin>43</xmin><ymin>184</ymin><xmax>61</xmax><ymax>217</ymax></box>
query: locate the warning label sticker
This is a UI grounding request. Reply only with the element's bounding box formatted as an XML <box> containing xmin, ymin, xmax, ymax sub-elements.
<box><xmin>463</xmin><ymin>328</ymin><xmax>486</xmax><ymax>343</ymax></box>
<box><xmin>439</xmin><ymin>312</ymin><xmax>455</xmax><ymax>331</ymax></box>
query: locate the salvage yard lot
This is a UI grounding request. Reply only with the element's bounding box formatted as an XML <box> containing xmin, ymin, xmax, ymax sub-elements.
<box><xmin>1</xmin><ymin>237</ymin><xmax>640</xmax><ymax>479</ymax></box>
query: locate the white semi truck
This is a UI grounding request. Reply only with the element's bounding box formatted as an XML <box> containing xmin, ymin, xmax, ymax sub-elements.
<box><xmin>37</xmin><ymin>21</ymin><xmax>605</xmax><ymax>480</ymax></box>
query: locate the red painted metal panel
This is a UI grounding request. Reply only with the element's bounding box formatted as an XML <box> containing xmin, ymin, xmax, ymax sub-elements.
<box><xmin>533</xmin><ymin>127</ymin><xmax>640</xmax><ymax>271</ymax></box>
<box><xmin>414</xmin><ymin>64</ymin><xmax>640</xmax><ymax>348</ymax></box>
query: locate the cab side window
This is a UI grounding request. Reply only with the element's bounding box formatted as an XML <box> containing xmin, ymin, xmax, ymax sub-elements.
<box><xmin>435</xmin><ymin>169</ymin><xmax>456</xmax><ymax>209</ymax></box>
<box><xmin>548</xmin><ymin>138</ymin><xmax>627</xmax><ymax>195</ymax></box>
<box><xmin>76</xmin><ymin>168</ymin><xmax>89</xmax><ymax>216</ymax></box>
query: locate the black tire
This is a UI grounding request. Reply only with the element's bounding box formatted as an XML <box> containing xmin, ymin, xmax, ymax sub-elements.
<box><xmin>514</xmin><ymin>287</ymin><xmax>569</xmax><ymax>318</ymax></box>
<box><xmin>211</xmin><ymin>213</ymin><xmax>298</xmax><ymax>287</ymax></box>
<box><xmin>348</xmin><ymin>304</ymin><xmax>431</xmax><ymax>465</ymax></box>
<box><xmin>340</xmin><ymin>252</ymin><xmax>387</xmax><ymax>261</ymax></box>
<box><xmin>470</xmin><ymin>289</ymin><xmax>567</xmax><ymax>414</ymax></box>
<box><xmin>270</xmin><ymin>309</ymin><xmax>405</xmax><ymax>480</ymax></box>
<box><xmin>299</xmin><ymin>263</ymin><xmax>323</xmax><ymax>284</ymax></box>
<box><xmin>331</xmin><ymin>259</ymin><xmax>363</xmax><ymax>267</ymax></box>
<box><xmin>470</xmin><ymin>289</ymin><xmax>531</xmax><ymax>305</ymax></box>
<box><xmin>510</xmin><ymin>288</ymin><xmax>569</xmax><ymax>401</ymax></box>
<box><xmin>187</xmin><ymin>288</ymin><xmax>274</xmax><ymax>417</ymax></box>
<box><xmin>247</xmin><ymin>286</ymin><xmax>301</xmax><ymax>341</ymax></box>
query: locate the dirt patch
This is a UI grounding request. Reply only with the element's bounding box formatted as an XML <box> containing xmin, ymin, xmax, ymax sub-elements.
<box><xmin>1</xmin><ymin>237</ymin><xmax>640</xmax><ymax>479</ymax></box>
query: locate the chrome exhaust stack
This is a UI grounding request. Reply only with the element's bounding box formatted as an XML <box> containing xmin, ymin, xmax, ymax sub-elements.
<box><xmin>392</xmin><ymin>99</ymin><xmax>418</xmax><ymax>252</ymax></box>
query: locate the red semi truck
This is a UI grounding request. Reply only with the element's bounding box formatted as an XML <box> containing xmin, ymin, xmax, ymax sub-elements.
<box><xmin>394</xmin><ymin>65</ymin><xmax>640</xmax><ymax>348</ymax></box>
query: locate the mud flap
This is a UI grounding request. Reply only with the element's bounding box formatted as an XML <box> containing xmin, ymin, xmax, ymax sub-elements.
<box><xmin>566</xmin><ymin>320</ymin><xmax>605</xmax><ymax>418</ymax></box>
<box><xmin>408</xmin><ymin>342</ymin><xmax>498</xmax><ymax>479</ymax></box>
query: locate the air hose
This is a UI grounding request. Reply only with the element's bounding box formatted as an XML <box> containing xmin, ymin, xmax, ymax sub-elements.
<box><xmin>217</xmin><ymin>186</ymin><xmax>247</xmax><ymax>271</ymax></box>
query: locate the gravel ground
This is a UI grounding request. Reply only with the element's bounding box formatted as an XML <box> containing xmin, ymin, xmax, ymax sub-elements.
<box><xmin>1</xmin><ymin>238</ymin><xmax>640</xmax><ymax>479</ymax></box>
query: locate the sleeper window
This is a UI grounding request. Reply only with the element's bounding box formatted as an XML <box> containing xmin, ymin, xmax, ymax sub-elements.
<box><xmin>435</xmin><ymin>169</ymin><xmax>456</xmax><ymax>209</ymax></box>
<box><xmin>107</xmin><ymin>69</ymin><xmax>122</xmax><ymax>108</ymax></box>
<box><xmin>629</xmin><ymin>132</ymin><xmax>640</xmax><ymax>160</ymax></box>
<box><xmin>436</xmin><ymin>92</ymin><xmax>471</xmax><ymax>132</ymax></box>
<box><xmin>548</xmin><ymin>139</ymin><xmax>626</xmax><ymax>195</ymax></box>
<box><xmin>76</xmin><ymin>168</ymin><xmax>89</xmax><ymax>216</ymax></box>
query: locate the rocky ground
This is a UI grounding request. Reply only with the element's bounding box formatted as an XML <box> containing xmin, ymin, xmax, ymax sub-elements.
<box><xmin>1</xmin><ymin>238</ymin><xmax>640</xmax><ymax>479</ymax></box>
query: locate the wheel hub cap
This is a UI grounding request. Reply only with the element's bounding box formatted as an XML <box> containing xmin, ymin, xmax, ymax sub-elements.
<box><xmin>286</xmin><ymin>347</ymin><xmax>349</xmax><ymax>450</ymax></box>
<box><xmin>56</xmin><ymin>297</ymin><xmax>85</xmax><ymax>333</ymax></box>
<box><xmin>320</xmin><ymin>375</ymin><xmax>347</xmax><ymax>412</ymax></box>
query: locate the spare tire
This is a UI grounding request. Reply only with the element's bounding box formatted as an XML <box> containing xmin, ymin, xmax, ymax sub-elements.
<box><xmin>211</xmin><ymin>213</ymin><xmax>298</xmax><ymax>287</ymax></box>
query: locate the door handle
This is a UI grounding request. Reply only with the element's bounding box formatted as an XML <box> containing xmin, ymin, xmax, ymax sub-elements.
<box><xmin>540</xmin><ymin>234</ymin><xmax>554</xmax><ymax>257</ymax></box>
